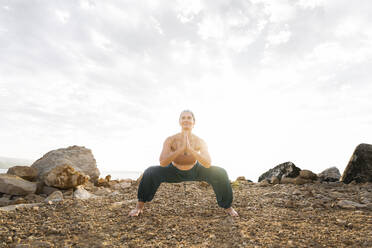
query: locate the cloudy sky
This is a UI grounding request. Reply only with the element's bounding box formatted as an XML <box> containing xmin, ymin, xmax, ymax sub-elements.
<box><xmin>1</xmin><ymin>0</ymin><xmax>371</xmax><ymax>181</ymax></box>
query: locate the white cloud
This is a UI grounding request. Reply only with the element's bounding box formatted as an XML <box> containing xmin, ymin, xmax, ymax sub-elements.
<box><xmin>176</xmin><ymin>0</ymin><xmax>203</xmax><ymax>23</ymax></box>
<box><xmin>90</xmin><ymin>30</ymin><xmax>112</xmax><ymax>50</ymax></box>
<box><xmin>198</xmin><ymin>14</ymin><xmax>224</xmax><ymax>40</ymax></box>
<box><xmin>150</xmin><ymin>16</ymin><xmax>164</xmax><ymax>35</ymax></box>
<box><xmin>257</xmin><ymin>0</ymin><xmax>297</xmax><ymax>23</ymax></box>
<box><xmin>266</xmin><ymin>24</ymin><xmax>291</xmax><ymax>46</ymax></box>
<box><xmin>55</xmin><ymin>9</ymin><xmax>70</xmax><ymax>24</ymax></box>
<box><xmin>296</xmin><ymin>0</ymin><xmax>327</xmax><ymax>9</ymax></box>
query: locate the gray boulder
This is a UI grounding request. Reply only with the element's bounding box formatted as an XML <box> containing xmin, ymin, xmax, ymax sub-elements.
<box><xmin>0</xmin><ymin>174</ymin><xmax>37</xmax><ymax>195</ymax></box>
<box><xmin>341</xmin><ymin>143</ymin><xmax>372</xmax><ymax>184</ymax></box>
<box><xmin>31</xmin><ymin>145</ymin><xmax>100</xmax><ymax>182</ymax></box>
<box><xmin>258</xmin><ymin>162</ymin><xmax>301</xmax><ymax>182</ymax></box>
<box><xmin>7</xmin><ymin>166</ymin><xmax>38</xmax><ymax>181</ymax></box>
<box><xmin>318</xmin><ymin>167</ymin><xmax>341</xmax><ymax>182</ymax></box>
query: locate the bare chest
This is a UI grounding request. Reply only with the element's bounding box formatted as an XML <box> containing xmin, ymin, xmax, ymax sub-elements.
<box><xmin>170</xmin><ymin>136</ymin><xmax>200</xmax><ymax>152</ymax></box>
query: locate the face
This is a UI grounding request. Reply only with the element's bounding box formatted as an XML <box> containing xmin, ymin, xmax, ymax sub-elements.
<box><xmin>179</xmin><ymin>111</ymin><xmax>195</xmax><ymax>130</ymax></box>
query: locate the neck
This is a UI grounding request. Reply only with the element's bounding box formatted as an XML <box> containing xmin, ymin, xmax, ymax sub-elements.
<box><xmin>181</xmin><ymin>129</ymin><xmax>192</xmax><ymax>135</ymax></box>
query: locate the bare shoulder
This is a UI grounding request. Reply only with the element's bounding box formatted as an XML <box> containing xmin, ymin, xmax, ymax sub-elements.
<box><xmin>164</xmin><ymin>133</ymin><xmax>179</xmax><ymax>144</ymax></box>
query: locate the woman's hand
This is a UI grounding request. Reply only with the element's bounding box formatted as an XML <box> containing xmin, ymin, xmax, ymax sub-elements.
<box><xmin>186</xmin><ymin>135</ymin><xmax>191</xmax><ymax>153</ymax></box>
<box><xmin>179</xmin><ymin>133</ymin><xmax>188</xmax><ymax>155</ymax></box>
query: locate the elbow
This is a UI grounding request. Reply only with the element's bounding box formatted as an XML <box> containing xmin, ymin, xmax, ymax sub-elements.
<box><xmin>201</xmin><ymin>159</ymin><xmax>211</xmax><ymax>168</ymax></box>
<box><xmin>206</xmin><ymin>158</ymin><xmax>212</xmax><ymax>167</ymax></box>
<box><xmin>159</xmin><ymin>160</ymin><xmax>168</xmax><ymax>167</ymax></box>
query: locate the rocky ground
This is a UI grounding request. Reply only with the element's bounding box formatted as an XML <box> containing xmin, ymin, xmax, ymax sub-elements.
<box><xmin>1</xmin><ymin>180</ymin><xmax>372</xmax><ymax>248</ymax></box>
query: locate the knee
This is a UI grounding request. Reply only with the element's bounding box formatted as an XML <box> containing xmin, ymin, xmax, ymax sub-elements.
<box><xmin>143</xmin><ymin>166</ymin><xmax>161</xmax><ymax>177</ymax></box>
<box><xmin>209</xmin><ymin>166</ymin><xmax>229</xmax><ymax>180</ymax></box>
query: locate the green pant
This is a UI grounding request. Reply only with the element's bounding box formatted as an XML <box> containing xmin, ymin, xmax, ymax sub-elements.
<box><xmin>137</xmin><ymin>162</ymin><xmax>233</xmax><ymax>209</ymax></box>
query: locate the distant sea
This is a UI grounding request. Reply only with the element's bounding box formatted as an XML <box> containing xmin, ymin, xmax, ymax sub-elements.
<box><xmin>0</xmin><ymin>168</ymin><xmax>141</xmax><ymax>180</ymax></box>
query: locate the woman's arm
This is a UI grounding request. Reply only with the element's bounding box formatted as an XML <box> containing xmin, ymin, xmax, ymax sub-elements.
<box><xmin>159</xmin><ymin>137</ymin><xmax>185</xmax><ymax>166</ymax></box>
<box><xmin>187</xmin><ymin>137</ymin><xmax>211</xmax><ymax>168</ymax></box>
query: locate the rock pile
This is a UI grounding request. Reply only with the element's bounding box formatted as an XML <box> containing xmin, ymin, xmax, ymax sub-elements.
<box><xmin>0</xmin><ymin>146</ymin><xmax>113</xmax><ymax>210</ymax></box>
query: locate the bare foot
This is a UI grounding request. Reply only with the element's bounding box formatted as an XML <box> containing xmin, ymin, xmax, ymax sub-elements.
<box><xmin>128</xmin><ymin>208</ymin><xmax>143</xmax><ymax>217</ymax></box>
<box><xmin>128</xmin><ymin>202</ymin><xmax>144</xmax><ymax>217</ymax></box>
<box><xmin>224</xmin><ymin>207</ymin><xmax>239</xmax><ymax>217</ymax></box>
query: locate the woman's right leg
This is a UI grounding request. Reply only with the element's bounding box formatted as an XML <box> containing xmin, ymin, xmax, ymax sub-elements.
<box><xmin>137</xmin><ymin>164</ymin><xmax>179</xmax><ymax>203</ymax></box>
<box><xmin>129</xmin><ymin>164</ymin><xmax>179</xmax><ymax>216</ymax></box>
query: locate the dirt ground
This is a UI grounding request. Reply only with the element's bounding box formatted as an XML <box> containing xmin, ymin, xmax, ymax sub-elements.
<box><xmin>1</xmin><ymin>180</ymin><xmax>372</xmax><ymax>247</ymax></box>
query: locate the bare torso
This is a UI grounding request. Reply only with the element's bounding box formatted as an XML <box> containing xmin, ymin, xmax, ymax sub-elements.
<box><xmin>170</xmin><ymin>133</ymin><xmax>201</xmax><ymax>170</ymax></box>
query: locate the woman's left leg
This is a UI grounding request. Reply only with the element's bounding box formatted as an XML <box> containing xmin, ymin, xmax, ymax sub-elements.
<box><xmin>194</xmin><ymin>163</ymin><xmax>233</xmax><ymax>209</ymax></box>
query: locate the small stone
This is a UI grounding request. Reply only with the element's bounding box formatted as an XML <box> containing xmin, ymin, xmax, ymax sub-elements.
<box><xmin>94</xmin><ymin>187</ymin><xmax>112</xmax><ymax>196</ymax></box>
<box><xmin>258</xmin><ymin>179</ymin><xmax>270</xmax><ymax>187</ymax></box>
<box><xmin>44</xmin><ymin>191</ymin><xmax>63</xmax><ymax>203</ymax></box>
<box><xmin>292</xmin><ymin>189</ymin><xmax>302</xmax><ymax>195</ymax></box>
<box><xmin>337</xmin><ymin>200</ymin><xmax>367</xmax><ymax>209</ymax></box>
<box><xmin>236</xmin><ymin>176</ymin><xmax>246</xmax><ymax>181</ymax></box>
<box><xmin>74</xmin><ymin>186</ymin><xmax>97</xmax><ymax>199</ymax></box>
<box><xmin>336</xmin><ymin>219</ymin><xmax>347</xmax><ymax>226</ymax></box>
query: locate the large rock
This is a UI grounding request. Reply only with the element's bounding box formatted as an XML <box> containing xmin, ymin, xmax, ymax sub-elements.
<box><xmin>31</xmin><ymin>145</ymin><xmax>100</xmax><ymax>182</ymax></box>
<box><xmin>7</xmin><ymin>166</ymin><xmax>38</xmax><ymax>181</ymax></box>
<box><xmin>341</xmin><ymin>143</ymin><xmax>372</xmax><ymax>184</ymax></box>
<box><xmin>44</xmin><ymin>164</ymin><xmax>89</xmax><ymax>189</ymax></box>
<box><xmin>318</xmin><ymin>167</ymin><xmax>341</xmax><ymax>182</ymax></box>
<box><xmin>0</xmin><ymin>174</ymin><xmax>37</xmax><ymax>195</ymax></box>
<box><xmin>258</xmin><ymin>162</ymin><xmax>301</xmax><ymax>182</ymax></box>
